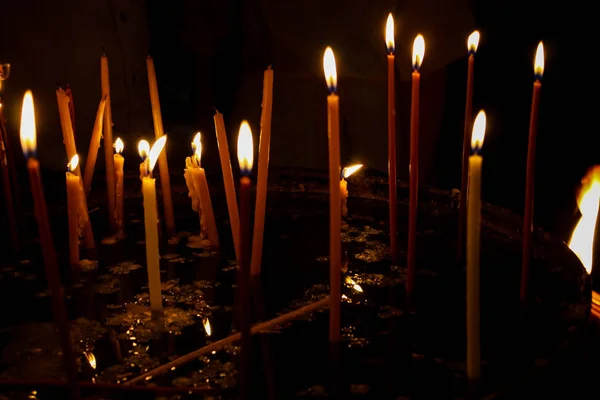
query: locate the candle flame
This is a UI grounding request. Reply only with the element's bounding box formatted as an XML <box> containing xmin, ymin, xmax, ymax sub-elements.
<box><xmin>203</xmin><ymin>318</ymin><xmax>212</xmax><ymax>336</ymax></box>
<box><xmin>471</xmin><ymin>110</ymin><xmax>486</xmax><ymax>152</ymax></box>
<box><xmin>138</xmin><ymin>140</ymin><xmax>150</xmax><ymax>160</ymax></box>
<box><xmin>20</xmin><ymin>90</ymin><xmax>36</xmax><ymax>157</ymax></box>
<box><xmin>534</xmin><ymin>41</ymin><xmax>544</xmax><ymax>79</ymax></box>
<box><xmin>237</xmin><ymin>120</ymin><xmax>254</xmax><ymax>175</ymax></box>
<box><xmin>385</xmin><ymin>13</ymin><xmax>395</xmax><ymax>54</ymax></box>
<box><xmin>568</xmin><ymin>166</ymin><xmax>600</xmax><ymax>274</ymax></box>
<box><xmin>83</xmin><ymin>351</ymin><xmax>97</xmax><ymax>369</ymax></box>
<box><xmin>68</xmin><ymin>154</ymin><xmax>79</xmax><ymax>172</ymax></box>
<box><xmin>412</xmin><ymin>34</ymin><xmax>425</xmax><ymax>71</ymax></box>
<box><xmin>342</xmin><ymin>164</ymin><xmax>363</xmax><ymax>179</ymax></box>
<box><xmin>148</xmin><ymin>136</ymin><xmax>167</xmax><ymax>173</ymax></box>
<box><xmin>192</xmin><ymin>132</ymin><xmax>202</xmax><ymax>162</ymax></box>
<box><xmin>114</xmin><ymin>137</ymin><xmax>124</xmax><ymax>154</ymax></box>
<box><xmin>468</xmin><ymin>30</ymin><xmax>480</xmax><ymax>54</ymax></box>
<box><xmin>345</xmin><ymin>276</ymin><xmax>363</xmax><ymax>292</ymax></box>
<box><xmin>323</xmin><ymin>47</ymin><xmax>338</xmax><ymax>93</ymax></box>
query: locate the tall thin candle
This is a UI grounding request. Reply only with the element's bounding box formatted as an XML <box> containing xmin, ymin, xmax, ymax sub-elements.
<box><xmin>140</xmin><ymin>136</ymin><xmax>167</xmax><ymax>317</ymax></box>
<box><xmin>66</xmin><ymin>155</ymin><xmax>82</xmax><ymax>268</ymax></box>
<box><xmin>520</xmin><ymin>41</ymin><xmax>545</xmax><ymax>302</ymax></box>
<box><xmin>385</xmin><ymin>13</ymin><xmax>399</xmax><ymax>262</ymax></box>
<box><xmin>467</xmin><ymin>110</ymin><xmax>486</xmax><ymax>384</ymax></box>
<box><xmin>458</xmin><ymin>30</ymin><xmax>480</xmax><ymax>262</ymax></box>
<box><xmin>407</xmin><ymin>35</ymin><xmax>425</xmax><ymax>301</ymax></box>
<box><xmin>114</xmin><ymin>138</ymin><xmax>125</xmax><ymax>236</ymax></box>
<box><xmin>251</xmin><ymin>66</ymin><xmax>274</xmax><ymax>277</ymax></box>
<box><xmin>0</xmin><ymin>124</ymin><xmax>18</xmax><ymax>253</ymax></box>
<box><xmin>20</xmin><ymin>91</ymin><xmax>78</xmax><ymax>392</ymax></box>
<box><xmin>146</xmin><ymin>55</ymin><xmax>176</xmax><ymax>238</ymax></box>
<box><xmin>101</xmin><ymin>53</ymin><xmax>117</xmax><ymax>232</ymax></box>
<box><xmin>324</xmin><ymin>47</ymin><xmax>341</xmax><ymax>343</ymax></box>
<box><xmin>237</xmin><ymin>121</ymin><xmax>254</xmax><ymax>400</ymax></box>
<box><xmin>83</xmin><ymin>96</ymin><xmax>107</xmax><ymax>197</ymax></box>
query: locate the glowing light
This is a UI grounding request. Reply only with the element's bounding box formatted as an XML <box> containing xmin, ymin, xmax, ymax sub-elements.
<box><xmin>385</xmin><ymin>14</ymin><xmax>395</xmax><ymax>53</ymax></box>
<box><xmin>20</xmin><ymin>90</ymin><xmax>36</xmax><ymax>157</ymax></box>
<box><xmin>345</xmin><ymin>276</ymin><xmax>363</xmax><ymax>292</ymax></box>
<box><xmin>203</xmin><ymin>318</ymin><xmax>212</xmax><ymax>336</ymax></box>
<box><xmin>237</xmin><ymin>120</ymin><xmax>254</xmax><ymax>175</ymax></box>
<box><xmin>192</xmin><ymin>132</ymin><xmax>202</xmax><ymax>163</ymax></box>
<box><xmin>534</xmin><ymin>41</ymin><xmax>544</xmax><ymax>78</ymax></box>
<box><xmin>412</xmin><ymin>34</ymin><xmax>425</xmax><ymax>70</ymax></box>
<box><xmin>68</xmin><ymin>154</ymin><xmax>79</xmax><ymax>172</ymax></box>
<box><xmin>148</xmin><ymin>135</ymin><xmax>167</xmax><ymax>173</ymax></box>
<box><xmin>568</xmin><ymin>166</ymin><xmax>600</xmax><ymax>274</ymax></box>
<box><xmin>468</xmin><ymin>30</ymin><xmax>480</xmax><ymax>54</ymax></box>
<box><xmin>470</xmin><ymin>110</ymin><xmax>486</xmax><ymax>152</ymax></box>
<box><xmin>138</xmin><ymin>140</ymin><xmax>150</xmax><ymax>160</ymax></box>
<box><xmin>342</xmin><ymin>164</ymin><xmax>363</xmax><ymax>179</ymax></box>
<box><xmin>323</xmin><ymin>47</ymin><xmax>338</xmax><ymax>93</ymax></box>
<box><xmin>83</xmin><ymin>351</ymin><xmax>97</xmax><ymax>369</ymax></box>
<box><xmin>114</xmin><ymin>137</ymin><xmax>124</xmax><ymax>154</ymax></box>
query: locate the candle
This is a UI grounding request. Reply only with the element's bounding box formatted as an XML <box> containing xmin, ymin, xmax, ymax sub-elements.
<box><xmin>138</xmin><ymin>140</ymin><xmax>150</xmax><ymax>179</ymax></box>
<box><xmin>458</xmin><ymin>30</ymin><xmax>480</xmax><ymax>262</ymax></box>
<box><xmin>114</xmin><ymin>138</ymin><xmax>125</xmax><ymax>236</ymax></box>
<box><xmin>101</xmin><ymin>53</ymin><xmax>117</xmax><ymax>232</ymax></box>
<box><xmin>66</xmin><ymin>155</ymin><xmax>82</xmax><ymax>268</ymax></box>
<box><xmin>56</xmin><ymin>88</ymin><xmax>95</xmax><ymax>250</ymax></box>
<box><xmin>520</xmin><ymin>41</ymin><xmax>545</xmax><ymax>302</ymax></box>
<box><xmin>214</xmin><ymin>112</ymin><xmax>241</xmax><ymax>260</ymax></box>
<box><xmin>20</xmin><ymin>90</ymin><xmax>77</xmax><ymax>388</ymax></box>
<box><xmin>407</xmin><ymin>34</ymin><xmax>425</xmax><ymax>301</ymax></box>
<box><xmin>146</xmin><ymin>55</ymin><xmax>176</xmax><ymax>238</ymax></box>
<box><xmin>140</xmin><ymin>136</ymin><xmax>167</xmax><ymax>317</ymax></box>
<box><xmin>237</xmin><ymin>120</ymin><xmax>254</xmax><ymax>400</ymax></box>
<box><xmin>83</xmin><ymin>96</ymin><xmax>107</xmax><ymax>197</ymax></box>
<box><xmin>0</xmin><ymin>119</ymin><xmax>18</xmax><ymax>252</ymax></box>
<box><xmin>385</xmin><ymin>13</ymin><xmax>399</xmax><ymax>262</ymax></box>
<box><xmin>65</xmin><ymin>84</ymin><xmax>76</xmax><ymax>135</ymax></box>
<box><xmin>340</xmin><ymin>164</ymin><xmax>363</xmax><ymax>217</ymax></box>
<box><xmin>467</xmin><ymin>110</ymin><xmax>486</xmax><ymax>383</ymax></box>
<box><xmin>250</xmin><ymin>66</ymin><xmax>274</xmax><ymax>277</ymax></box>
<box><xmin>0</xmin><ymin>99</ymin><xmax>21</xmax><ymax>217</ymax></box>
<box><xmin>324</xmin><ymin>47</ymin><xmax>342</xmax><ymax>343</ymax></box>
<box><xmin>190</xmin><ymin>133</ymin><xmax>220</xmax><ymax>249</ymax></box>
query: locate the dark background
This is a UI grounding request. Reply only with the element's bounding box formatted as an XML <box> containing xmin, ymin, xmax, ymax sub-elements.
<box><xmin>0</xmin><ymin>0</ymin><xmax>595</xmax><ymax>243</ymax></box>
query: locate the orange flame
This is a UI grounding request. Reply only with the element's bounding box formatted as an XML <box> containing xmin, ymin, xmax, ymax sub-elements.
<box><xmin>568</xmin><ymin>166</ymin><xmax>600</xmax><ymax>274</ymax></box>
<box><xmin>203</xmin><ymin>318</ymin><xmax>212</xmax><ymax>336</ymax></box>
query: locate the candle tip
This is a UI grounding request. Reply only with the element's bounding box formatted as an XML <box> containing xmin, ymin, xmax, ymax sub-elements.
<box><xmin>467</xmin><ymin>30</ymin><xmax>480</xmax><ymax>54</ymax></box>
<box><xmin>148</xmin><ymin>136</ymin><xmax>167</xmax><ymax>174</ymax></box>
<box><xmin>237</xmin><ymin>121</ymin><xmax>254</xmax><ymax>175</ymax></box>
<box><xmin>534</xmin><ymin>41</ymin><xmax>544</xmax><ymax>80</ymax></box>
<box><xmin>138</xmin><ymin>140</ymin><xmax>150</xmax><ymax>161</ymax></box>
<box><xmin>412</xmin><ymin>34</ymin><xmax>425</xmax><ymax>71</ymax></box>
<box><xmin>385</xmin><ymin>13</ymin><xmax>395</xmax><ymax>54</ymax></box>
<box><xmin>68</xmin><ymin>154</ymin><xmax>79</xmax><ymax>172</ymax></box>
<box><xmin>342</xmin><ymin>164</ymin><xmax>363</xmax><ymax>179</ymax></box>
<box><xmin>470</xmin><ymin>110</ymin><xmax>487</xmax><ymax>153</ymax></box>
<box><xmin>20</xmin><ymin>90</ymin><xmax>36</xmax><ymax>158</ymax></box>
<box><xmin>114</xmin><ymin>138</ymin><xmax>124</xmax><ymax>154</ymax></box>
<box><xmin>323</xmin><ymin>47</ymin><xmax>338</xmax><ymax>93</ymax></box>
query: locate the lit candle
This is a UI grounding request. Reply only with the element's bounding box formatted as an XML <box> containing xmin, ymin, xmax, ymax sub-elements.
<box><xmin>146</xmin><ymin>55</ymin><xmax>176</xmax><ymax>238</ymax></box>
<box><xmin>114</xmin><ymin>138</ymin><xmax>125</xmax><ymax>236</ymax></box>
<box><xmin>520</xmin><ymin>41</ymin><xmax>545</xmax><ymax>302</ymax></box>
<box><xmin>458</xmin><ymin>30</ymin><xmax>480</xmax><ymax>262</ymax></box>
<box><xmin>324</xmin><ymin>46</ymin><xmax>341</xmax><ymax>343</ymax></box>
<box><xmin>20</xmin><ymin>90</ymin><xmax>77</xmax><ymax>385</ymax></box>
<box><xmin>385</xmin><ymin>13</ymin><xmax>399</xmax><ymax>262</ymax></box>
<box><xmin>101</xmin><ymin>52</ymin><xmax>117</xmax><ymax>232</ymax></box>
<box><xmin>251</xmin><ymin>66</ymin><xmax>274</xmax><ymax>277</ymax></box>
<box><xmin>66</xmin><ymin>154</ymin><xmax>82</xmax><ymax>268</ymax></box>
<box><xmin>467</xmin><ymin>110</ymin><xmax>486</xmax><ymax>384</ymax></box>
<box><xmin>340</xmin><ymin>164</ymin><xmax>363</xmax><ymax>217</ymax></box>
<box><xmin>140</xmin><ymin>136</ymin><xmax>167</xmax><ymax>317</ymax></box>
<box><xmin>237</xmin><ymin>120</ymin><xmax>254</xmax><ymax>400</ymax></box>
<box><xmin>190</xmin><ymin>133</ymin><xmax>220</xmax><ymax>249</ymax></box>
<box><xmin>138</xmin><ymin>140</ymin><xmax>150</xmax><ymax>179</ymax></box>
<box><xmin>407</xmin><ymin>34</ymin><xmax>425</xmax><ymax>301</ymax></box>
<box><xmin>214</xmin><ymin>111</ymin><xmax>241</xmax><ymax>260</ymax></box>
<box><xmin>83</xmin><ymin>96</ymin><xmax>107</xmax><ymax>197</ymax></box>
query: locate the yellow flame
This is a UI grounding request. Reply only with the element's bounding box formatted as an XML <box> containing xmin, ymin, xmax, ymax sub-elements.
<box><xmin>471</xmin><ymin>110</ymin><xmax>486</xmax><ymax>150</ymax></box>
<box><xmin>20</xmin><ymin>90</ymin><xmax>36</xmax><ymax>156</ymax></box>
<box><xmin>468</xmin><ymin>30</ymin><xmax>480</xmax><ymax>53</ymax></box>
<box><xmin>237</xmin><ymin>120</ymin><xmax>254</xmax><ymax>174</ymax></box>
<box><xmin>534</xmin><ymin>41</ymin><xmax>544</xmax><ymax>78</ymax></box>
<box><xmin>342</xmin><ymin>164</ymin><xmax>363</xmax><ymax>179</ymax></box>
<box><xmin>345</xmin><ymin>276</ymin><xmax>363</xmax><ymax>292</ymax></box>
<box><xmin>412</xmin><ymin>34</ymin><xmax>425</xmax><ymax>70</ymax></box>
<box><xmin>192</xmin><ymin>132</ymin><xmax>202</xmax><ymax>162</ymax></box>
<box><xmin>68</xmin><ymin>154</ymin><xmax>79</xmax><ymax>171</ymax></box>
<box><xmin>83</xmin><ymin>351</ymin><xmax>97</xmax><ymax>369</ymax></box>
<box><xmin>138</xmin><ymin>140</ymin><xmax>150</xmax><ymax>159</ymax></box>
<box><xmin>114</xmin><ymin>137</ymin><xmax>124</xmax><ymax>154</ymax></box>
<box><xmin>385</xmin><ymin>13</ymin><xmax>395</xmax><ymax>53</ymax></box>
<box><xmin>203</xmin><ymin>318</ymin><xmax>212</xmax><ymax>336</ymax></box>
<box><xmin>323</xmin><ymin>47</ymin><xmax>337</xmax><ymax>92</ymax></box>
<box><xmin>148</xmin><ymin>135</ymin><xmax>167</xmax><ymax>173</ymax></box>
<box><xmin>568</xmin><ymin>166</ymin><xmax>600</xmax><ymax>274</ymax></box>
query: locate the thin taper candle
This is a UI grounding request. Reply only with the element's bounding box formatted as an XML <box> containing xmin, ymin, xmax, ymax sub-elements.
<box><xmin>83</xmin><ymin>96</ymin><xmax>107</xmax><ymax>197</ymax></box>
<box><xmin>386</xmin><ymin>13</ymin><xmax>398</xmax><ymax>261</ymax></box>
<box><xmin>101</xmin><ymin>53</ymin><xmax>117</xmax><ymax>232</ymax></box>
<box><xmin>520</xmin><ymin>41</ymin><xmax>544</xmax><ymax>302</ymax></box>
<box><xmin>407</xmin><ymin>35</ymin><xmax>425</xmax><ymax>301</ymax></box>
<box><xmin>114</xmin><ymin>138</ymin><xmax>125</xmax><ymax>236</ymax></box>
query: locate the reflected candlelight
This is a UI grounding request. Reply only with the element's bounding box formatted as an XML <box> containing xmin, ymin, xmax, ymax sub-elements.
<box><xmin>203</xmin><ymin>318</ymin><xmax>212</xmax><ymax>336</ymax></box>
